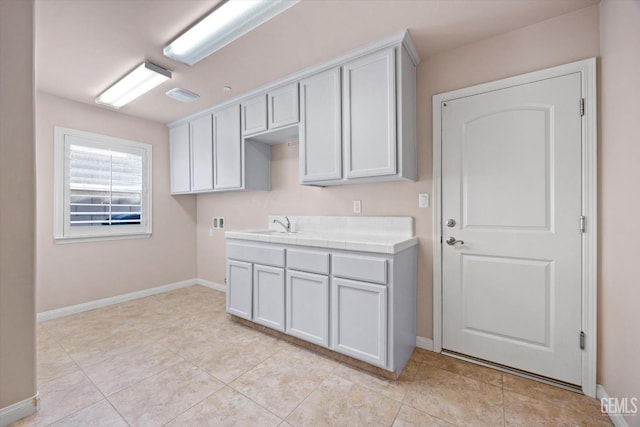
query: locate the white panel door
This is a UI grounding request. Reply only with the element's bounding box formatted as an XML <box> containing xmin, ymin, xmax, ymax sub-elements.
<box><xmin>253</xmin><ymin>265</ymin><xmax>285</xmax><ymax>331</ymax></box>
<box><xmin>213</xmin><ymin>104</ymin><xmax>242</xmax><ymax>190</ymax></box>
<box><xmin>299</xmin><ymin>68</ymin><xmax>342</xmax><ymax>183</ymax></box>
<box><xmin>169</xmin><ymin>123</ymin><xmax>190</xmax><ymax>194</ymax></box>
<box><xmin>343</xmin><ymin>48</ymin><xmax>396</xmax><ymax>179</ymax></box>
<box><xmin>331</xmin><ymin>278</ymin><xmax>387</xmax><ymax>368</ymax></box>
<box><xmin>442</xmin><ymin>73</ymin><xmax>583</xmax><ymax>385</ymax></box>
<box><xmin>286</xmin><ymin>270</ymin><xmax>329</xmax><ymax>347</ymax></box>
<box><xmin>190</xmin><ymin>114</ymin><xmax>214</xmax><ymax>192</ymax></box>
<box><xmin>226</xmin><ymin>260</ymin><xmax>253</xmax><ymax>320</ymax></box>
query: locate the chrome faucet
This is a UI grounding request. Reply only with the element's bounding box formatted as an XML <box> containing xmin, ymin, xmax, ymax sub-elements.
<box><xmin>273</xmin><ymin>216</ymin><xmax>291</xmax><ymax>233</ymax></box>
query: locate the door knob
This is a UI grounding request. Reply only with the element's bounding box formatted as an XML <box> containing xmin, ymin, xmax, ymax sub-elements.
<box><xmin>446</xmin><ymin>237</ymin><xmax>464</xmax><ymax>246</ymax></box>
<box><xmin>446</xmin><ymin>219</ymin><xmax>456</xmax><ymax>227</ymax></box>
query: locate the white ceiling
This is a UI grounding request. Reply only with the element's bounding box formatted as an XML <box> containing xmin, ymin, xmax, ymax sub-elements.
<box><xmin>35</xmin><ymin>0</ymin><xmax>598</xmax><ymax>124</ymax></box>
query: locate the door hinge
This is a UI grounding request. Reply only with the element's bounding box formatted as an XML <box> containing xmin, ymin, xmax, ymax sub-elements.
<box><xmin>580</xmin><ymin>331</ymin><xmax>586</xmax><ymax>350</ymax></box>
<box><xmin>580</xmin><ymin>98</ymin><xmax>585</xmax><ymax>117</ymax></box>
<box><xmin>580</xmin><ymin>215</ymin><xmax>586</xmax><ymax>233</ymax></box>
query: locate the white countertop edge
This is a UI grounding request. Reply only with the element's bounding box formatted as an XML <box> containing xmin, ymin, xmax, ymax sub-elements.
<box><xmin>225</xmin><ymin>231</ymin><xmax>418</xmax><ymax>254</ymax></box>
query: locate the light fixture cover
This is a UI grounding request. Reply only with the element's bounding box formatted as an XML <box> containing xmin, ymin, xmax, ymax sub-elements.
<box><xmin>96</xmin><ymin>61</ymin><xmax>172</xmax><ymax>109</ymax></box>
<box><xmin>165</xmin><ymin>88</ymin><xmax>200</xmax><ymax>103</ymax></box>
<box><xmin>164</xmin><ymin>0</ymin><xmax>300</xmax><ymax>66</ymax></box>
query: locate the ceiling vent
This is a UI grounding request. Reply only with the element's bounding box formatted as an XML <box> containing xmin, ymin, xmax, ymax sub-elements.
<box><xmin>165</xmin><ymin>88</ymin><xmax>200</xmax><ymax>103</ymax></box>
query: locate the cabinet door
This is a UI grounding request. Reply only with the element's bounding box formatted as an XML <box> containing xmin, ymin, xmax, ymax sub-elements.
<box><xmin>286</xmin><ymin>270</ymin><xmax>329</xmax><ymax>347</ymax></box>
<box><xmin>214</xmin><ymin>104</ymin><xmax>242</xmax><ymax>190</ymax></box>
<box><xmin>169</xmin><ymin>123</ymin><xmax>191</xmax><ymax>194</ymax></box>
<box><xmin>299</xmin><ymin>68</ymin><xmax>342</xmax><ymax>183</ymax></box>
<box><xmin>190</xmin><ymin>114</ymin><xmax>214</xmax><ymax>191</ymax></box>
<box><xmin>253</xmin><ymin>265</ymin><xmax>285</xmax><ymax>331</ymax></box>
<box><xmin>268</xmin><ymin>83</ymin><xmax>299</xmax><ymax>129</ymax></box>
<box><xmin>343</xmin><ymin>48</ymin><xmax>397</xmax><ymax>179</ymax></box>
<box><xmin>331</xmin><ymin>278</ymin><xmax>387</xmax><ymax>368</ymax></box>
<box><xmin>227</xmin><ymin>260</ymin><xmax>253</xmax><ymax>320</ymax></box>
<box><xmin>242</xmin><ymin>95</ymin><xmax>268</xmax><ymax>136</ymax></box>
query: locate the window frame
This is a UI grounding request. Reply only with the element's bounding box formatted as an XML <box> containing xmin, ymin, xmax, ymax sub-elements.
<box><xmin>53</xmin><ymin>126</ymin><xmax>152</xmax><ymax>243</ymax></box>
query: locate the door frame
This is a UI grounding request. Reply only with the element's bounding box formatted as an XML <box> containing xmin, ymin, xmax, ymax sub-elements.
<box><xmin>431</xmin><ymin>58</ymin><xmax>597</xmax><ymax>397</ymax></box>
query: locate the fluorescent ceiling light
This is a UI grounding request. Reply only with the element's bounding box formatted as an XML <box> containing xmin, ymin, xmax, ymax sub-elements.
<box><xmin>96</xmin><ymin>61</ymin><xmax>172</xmax><ymax>109</ymax></box>
<box><xmin>164</xmin><ymin>0</ymin><xmax>300</xmax><ymax>66</ymax></box>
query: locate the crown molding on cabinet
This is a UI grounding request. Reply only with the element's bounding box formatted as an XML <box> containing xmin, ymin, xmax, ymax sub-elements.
<box><xmin>167</xmin><ymin>29</ymin><xmax>420</xmax><ymax>128</ymax></box>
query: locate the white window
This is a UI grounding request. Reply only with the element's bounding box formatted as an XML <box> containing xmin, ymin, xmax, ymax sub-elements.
<box><xmin>54</xmin><ymin>127</ymin><xmax>152</xmax><ymax>242</ymax></box>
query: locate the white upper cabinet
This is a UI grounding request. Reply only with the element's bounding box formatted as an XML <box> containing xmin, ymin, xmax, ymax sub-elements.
<box><xmin>301</xmin><ymin>42</ymin><xmax>418</xmax><ymax>186</ymax></box>
<box><xmin>242</xmin><ymin>95</ymin><xmax>268</xmax><ymax>136</ymax></box>
<box><xmin>170</xmin><ymin>106</ymin><xmax>271</xmax><ymax>195</ymax></box>
<box><xmin>243</xmin><ymin>83</ymin><xmax>300</xmax><ymax>137</ymax></box>
<box><xmin>214</xmin><ymin>104</ymin><xmax>242</xmax><ymax>190</ymax></box>
<box><xmin>190</xmin><ymin>114</ymin><xmax>214</xmax><ymax>192</ymax></box>
<box><xmin>299</xmin><ymin>68</ymin><xmax>342</xmax><ymax>183</ymax></box>
<box><xmin>169</xmin><ymin>31</ymin><xmax>419</xmax><ymax>193</ymax></box>
<box><xmin>169</xmin><ymin>122</ymin><xmax>190</xmax><ymax>194</ymax></box>
<box><xmin>268</xmin><ymin>83</ymin><xmax>299</xmax><ymax>130</ymax></box>
<box><xmin>343</xmin><ymin>48</ymin><xmax>397</xmax><ymax>179</ymax></box>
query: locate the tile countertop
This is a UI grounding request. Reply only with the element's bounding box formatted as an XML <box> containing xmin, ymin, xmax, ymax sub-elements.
<box><xmin>224</xmin><ymin>216</ymin><xmax>418</xmax><ymax>254</ymax></box>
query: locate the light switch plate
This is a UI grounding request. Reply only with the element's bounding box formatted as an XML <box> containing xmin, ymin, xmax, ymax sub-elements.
<box><xmin>353</xmin><ymin>200</ymin><xmax>362</xmax><ymax>214</ymax></box>
<box><xmin>419</xmin><ymin>193</ymin><xmax>429</xmax><ymax>208</ymax></box>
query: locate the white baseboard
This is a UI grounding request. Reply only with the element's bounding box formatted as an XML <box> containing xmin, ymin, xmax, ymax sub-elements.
<box><xmin>196</xmin><ymin>279</ymin><xmax>226</xmax><ymax>292</ymax></box>
<box><xmin>597</xmin><ymin>384</ymin><xmax>631</xmax><ymax>427</ymax></box>
<box><xmin>37</xmin><ymin>279</ymin><xmax>198</xmax><ymax>322</ymax></box>
<box><xmin>416</xmin><ymin>336</ymin><xmax>434</xmax><ymax>351</ymax></box>
<box><xmin>0</xmin><ymin>393</ymin><xmax>39</xmax><ymax>427</ymax></box>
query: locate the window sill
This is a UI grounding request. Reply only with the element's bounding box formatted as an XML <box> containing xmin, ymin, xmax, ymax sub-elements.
<box><xmin>54</xmin><ymin>233</ymin><xmax>151</xmax><ymax>244</ymax></box>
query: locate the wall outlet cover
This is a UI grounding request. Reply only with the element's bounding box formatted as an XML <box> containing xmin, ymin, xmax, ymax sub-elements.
<box><xmin>419</xmin><ymin>193</ymin><xmax>429</xmax><ymax>208</ymax></box>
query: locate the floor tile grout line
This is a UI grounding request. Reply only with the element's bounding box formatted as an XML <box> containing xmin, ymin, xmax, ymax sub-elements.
<box><xmin>280</xmin><ymin>363</ymin><xmax>341</xmax><ymax>423</ymax></box>
<box><xmin>33</xmin><ymin>335</ymin><xmax>111</xmax><ymax>426</ymax></box>
<box><xmin>223</xmin><ymin>384</ymin><xmax>286</xmax><ymax>424</ymax></box>
<box><xmin>100</xmin><ymin>353</ymin><xmax>186</xmax><ymax>398</ymax></box>
<box><xmin>223</xmin><ymin>345</ymin><xmax>342</xmax><ymax>422</ymax></box>
<box><xmin>157</xmin><ymin>384</ymin><xmax>223</xmax><ymax>427</ymax></box>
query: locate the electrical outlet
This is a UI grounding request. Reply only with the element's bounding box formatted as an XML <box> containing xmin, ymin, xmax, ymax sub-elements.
<box><xmin>212</xmin><ymin>217</ymin><xmax>225</xmax><ymax>229</ymax></box>
<box><xmin>353</xmin><ymin>200</ymin><xmax>362</xmax><ymax>214</ymax></box>
<box><xmin>208</xmin><ymin>228</ymin><xmax>213</xmax><ymax>237</ymax></box>
<box><xmin>418</xmin><ymin>193</ymin><xmax>429</xmax><ymax>208</ymax></box>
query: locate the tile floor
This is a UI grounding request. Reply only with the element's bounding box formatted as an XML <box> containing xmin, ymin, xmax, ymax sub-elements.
<box><xmin>12</xmin><ymin>285</ymin><xmax>611</xmax><ymax>426</ymax></box>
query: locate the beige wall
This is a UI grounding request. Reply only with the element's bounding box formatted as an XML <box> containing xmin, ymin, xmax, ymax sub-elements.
<box><xmin>0</xmin><ymin>0</ymin><xmax>37</xmax><ymax>413</ymax></box>
<box><xmin>35</xmin><ymin>92</ymin><xmax>197</xmax><ymax>312</ymax></box>
<box><xmin>599</xmin><ymin>0</ymin><xmax>640</xmax><ymax>425</ymax></box>
<box><xmin>196</xmin><ymin>5</ymin><xmax>601</xmax><ymax>339</ymax></box>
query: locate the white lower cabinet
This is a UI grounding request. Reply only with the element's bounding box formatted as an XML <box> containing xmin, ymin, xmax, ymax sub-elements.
<box><xmin>226</xmin><ymin>260</ymin><xmax>253</xmax><ymax>320</ymax></box>
<box><xmin>253</xmin><ymin>265</ymin><xmax>285</xmax><ymax>331</ymax></box>
<box><xmin>226</xmin><ymin>239</ymin><xmax>416</xmax><ymax>374</ymax></box>
<box><xmin>331</xmin><ymin>278</ymin><xmax>388</xmax><ymax>368</ymax></box>
<box><xmin>286</xmin><ymin>270</ymin><xmax>329</xmax><ymax>347</ymax></box>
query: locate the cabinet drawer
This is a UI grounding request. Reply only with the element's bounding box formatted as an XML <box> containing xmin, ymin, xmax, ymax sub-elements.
<box><xmin>332</xmin><ymin>254</ymin><xmax>387</xmax><ymax>284</ymax></box>
<box><xmin>287</xmin><ymin>249</ymin><xmax>330</xmax><ymax>275</ymax></box>
<box><xmin>227</xmin><ymin>242</ymin><xmax>285</xmax><ymax>267</ymax></box>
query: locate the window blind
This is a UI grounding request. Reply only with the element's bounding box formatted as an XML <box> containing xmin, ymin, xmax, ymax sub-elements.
<box><xmin>68</xmin><ymin>144</ymin><xmax>143</xmax><ymax>227</ymax></box>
